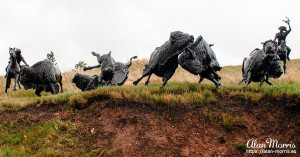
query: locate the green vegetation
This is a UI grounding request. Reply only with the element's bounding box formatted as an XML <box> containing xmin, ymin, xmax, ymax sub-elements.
<box><xmin>236</xmin><ymin>143</ymin><xmax>247</xmax><ymax>153</ymax></box>
<box><xmin>0</xmin><ymin>82</ymin><xmax>299</xmax><ymax>113</ymax></box>
<box><xmin>74</xmin><ymin>61</ymin><xmax>87</xmax><ymax>70</ymax></box>
<box><xmin>0</xmin><ymin>119</ymin><xmax>93</xmax><ymax>156</ymax></box>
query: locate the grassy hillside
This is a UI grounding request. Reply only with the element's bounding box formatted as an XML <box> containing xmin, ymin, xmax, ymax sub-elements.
<box><xmin>0</xmin><ymin>59</ymin><xmax>299</xmax><ymax>156</ymax></box>
<box><xmin>0</xmin><ymin>59</ymin><xmax>299</xmax><ymax>110</ymax></box>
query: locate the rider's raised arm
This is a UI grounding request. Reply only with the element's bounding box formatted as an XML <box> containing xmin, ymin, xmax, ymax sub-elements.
<box><xmin>286</xmin><ymin>22</ymin><xmax>291</xmax><ymax>34</ymax></box>
<box><xmin>21</xmin><ymin>56</ymin><xmax>29</xmax><ymax>66</ymax></box>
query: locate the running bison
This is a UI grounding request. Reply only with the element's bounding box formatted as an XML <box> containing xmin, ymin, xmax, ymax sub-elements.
<box><xmin>179</xmin><ymin>35</ymin><xmax>222</xmax><ymax>89</ymax></box>
<box><xmin>133</xmin><ymin>31</ymin><xmax>194</xmax><ymax>88</ymax></box>
<box><xmin>239</xmin><ymin>40</ymin><xmax>283</xmax><ymax>87</ymax></box>
<box><xmin>19</xmin><ymin>60</ymin><xmax>63</xmax><ymax>96</ymax></box>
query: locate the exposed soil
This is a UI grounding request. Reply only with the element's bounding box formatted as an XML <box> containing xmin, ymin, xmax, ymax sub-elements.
<box><xmin>0</xmin><ymin>94</ymin><xmax>299</xmax><ymax>156</ymax></box>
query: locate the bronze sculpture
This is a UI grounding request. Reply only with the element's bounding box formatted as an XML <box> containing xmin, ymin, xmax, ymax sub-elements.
<box><xmin>239</xmin><ymin>40</ymin><xmax>283</xmax><ymax>87</ymax></box>
<box><xmin>4</xmin><ymin>48</ymin><xmax>24</xmax><ymax>93</ymax></box>
<box><xmin>133</xmin><ymin>31</ymin><xmax>194</xmax><ymax>88</ymax></box>
<box><xmin>178</xmin><ymin>35</ymin><xmax>222</xmax><ymax>89</ymax></box>
<box><xmin>74</xmin><ymin>52</ymin><xmax>137</xmax><ymax>91</ymax></box>
<box><xmin>19</xmin><ymin>60</ymin><xmax>63</xmax><ymax>96</ymax></box>
<box><xmin>274</xmin><ymin>17</ymin><xmax>291</xmax><ymax>61</ymax></box>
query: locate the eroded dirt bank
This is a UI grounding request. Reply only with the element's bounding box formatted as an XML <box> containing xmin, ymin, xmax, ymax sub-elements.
<box><xmin>0</xmin><ymin>94</ymin><xmax>299</xmax><ymax>156</ymax></box>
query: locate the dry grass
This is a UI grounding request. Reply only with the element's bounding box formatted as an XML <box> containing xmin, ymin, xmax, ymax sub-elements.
<box><xmin>0</xmin><ymin>59</ymin><xmax>299</xmax><ymax>112</ymax></box>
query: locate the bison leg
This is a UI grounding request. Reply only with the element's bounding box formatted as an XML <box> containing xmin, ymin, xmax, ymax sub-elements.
<box><xmin>59</xmin><ymin>76</ymin><xmax>63</xmax><ymax>93</ymax></box>
<box><xmin>5</xmin><ymin>77</ymin><xmax>11</xmax><ymax>93</ymax></box>
<box><xmin>206</xmin><ymin>75</ymin><xmax>221</xmax><ymax>89</ymax></box>
<box><xmin>133</xmin><ymin>69</ymin><xmax>152</xmax><ymax>85</ymax></box>
<box><xmin>98</xmin><ymin>72</ymin><xmax>104</xmax><ymax>85</ymax></box>
<box><xmin>265</xmin><ymin>75</ymin><xmax>273</xmax><ymax>86</ymax></box>
<box><xmin>145</xmin><ymin>74</ymin><xmax>152</xmax><ymax>85</ymax></box>
<box><xmin>49</xmin><ymin>83</ymin><xmax>57</xmax><ymax>95</ymax></box>
<box><xmin>35</xmin><ymin>88</ymin><xmax>43</xmax><ymax>97</ymax></box>
<box><xmin>244</xmin><ymin>72</ymin><xmax>252</xmax><ymax>87</ymax></box>
<box><xmin>198</xmin><ymin>76</ymin><xmax>204</xmax><ymax>84</ymax></box>
<box><xmin>259</xmin><ymin>76</ymin><xmax>266</xmax><ymax>87</ymax></box>
<box><xmin>238</xmin><ymin>78</ymin><xmax>246</xmax><ymax>85</ymax></box>
<box><xmin>161</xmin><ymin>71</ymin><xmax>174</xmax><ymax>89</ymax></box>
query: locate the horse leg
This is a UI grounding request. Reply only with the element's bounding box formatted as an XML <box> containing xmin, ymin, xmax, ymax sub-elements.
<box><xmin>283</xmin><ymin>59</ymin><xmax>287</xmax><ymax>74</ymax></box>
<box><xmin>14</xmin><ymin>74</ymin><xmax>20</xmax><ymax>90</ymax></box>
<box><xmin>18</xmin><ymin>79</ymin><xmax>21</xmax><ymax>89</ymax></box>
<box><xmin>145</xmin><ymin>73</ymin><xmax>152</xmax><ymax>85</ymax></box>
<box><xmin>5</xmin><ymin>77</ymin><xmax>11</xmax><ymax>93</ymax></box>
<box><xmin>287</xmin><ymin>47</ymin><xmax>291</xmax><ymax>61</ymax></box>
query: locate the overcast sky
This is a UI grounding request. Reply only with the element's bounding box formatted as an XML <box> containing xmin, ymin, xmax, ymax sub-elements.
<box><xmin>0</xmin><ymin>0</ymin><xmax>299</xmax><ymax>75</ymax></box>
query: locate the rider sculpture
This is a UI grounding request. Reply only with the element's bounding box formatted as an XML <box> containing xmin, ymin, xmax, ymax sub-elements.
<box><xmin>274</xmin><ymin>17</ymin><xmax>291</xmax><ymax>61</ymax></box>
<box><xmin>5</xmin><ymin>48</ymin><xmax>28</xmax><ymax>78</ymax></box>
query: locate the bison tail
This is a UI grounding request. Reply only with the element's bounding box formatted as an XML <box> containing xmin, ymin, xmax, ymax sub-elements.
<box><xmin>126</xmin><ymin>56</ymin><xmax>138</xmax><ymax>68</ymax></box>
<box><xmin>250</xmin><ymin>48</ymin><xmax>260</xmax><ymax>56</ymax></box>
<box><xmin>242</xmin><ymin>58</ymin><xmax>247</xmax><ymax>75</ymax></box>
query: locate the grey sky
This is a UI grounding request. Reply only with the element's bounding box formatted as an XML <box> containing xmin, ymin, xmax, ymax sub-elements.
<box><xmin>0</xmin><ymin>0</ymin><xmax>299</xmax><ymax>75</ymax></box>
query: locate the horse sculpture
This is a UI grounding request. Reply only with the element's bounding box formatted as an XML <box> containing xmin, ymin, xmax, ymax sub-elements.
<box><xmin>5</xmin><ymin>48</ymin><xmax>21</xmax><ymax>93</ymax></box>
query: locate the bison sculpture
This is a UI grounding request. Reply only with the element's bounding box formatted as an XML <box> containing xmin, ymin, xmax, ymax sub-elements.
<box><xmin>178</xmin><ymin>35</ymin><xmax>222</xmax><ymax>89</ymax></box>
<box><xmin>19</xmin><ymin>60</ymin><xmax>63</xmax><ymax>96</ymax></box>
<box><xmin>239</xmin><ymin>40</ymin><xmax>283</xmax><ymax>87</ymax></box>
<box><xmin>133</xmin><ymin>31</ymin><xmax>194</xmax><ymax>88</ymax></box>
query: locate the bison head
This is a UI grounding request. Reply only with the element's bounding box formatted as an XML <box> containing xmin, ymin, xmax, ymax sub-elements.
<box><xmin>169</xmin><ymin>31</ymin><xmax>194</xmax><ymax>50</ymax></box>
<box><xmin>263</xmin><ymin>54</ymin><xmax>283</xmax><ymax>78</ymax></box>
<box><xmin>262</xmin><ymin>40</ymin><xmax>277</xmax><ymax>54</ymax></box>
<box><xmin>19</xmin><ymin>65</ymin><xmax>34</xmax><ymax>86</ymax></box>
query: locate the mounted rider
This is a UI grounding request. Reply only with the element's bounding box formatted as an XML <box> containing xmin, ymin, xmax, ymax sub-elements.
<box><xmin>274</xmin><ymin>17</ymin><xmax>291</xmax><ymax>61</ymax></box>
<box><xmin>5</xmin><ymin>48</ymin><xmax>29</xmax><ymax>78</ymax></box>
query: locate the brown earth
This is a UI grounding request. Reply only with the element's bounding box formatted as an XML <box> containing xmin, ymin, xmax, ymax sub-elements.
<box><xmin>0</xmin><ymin>93</ymin><xmax>299</xmax><ymax>156</ymax></box>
